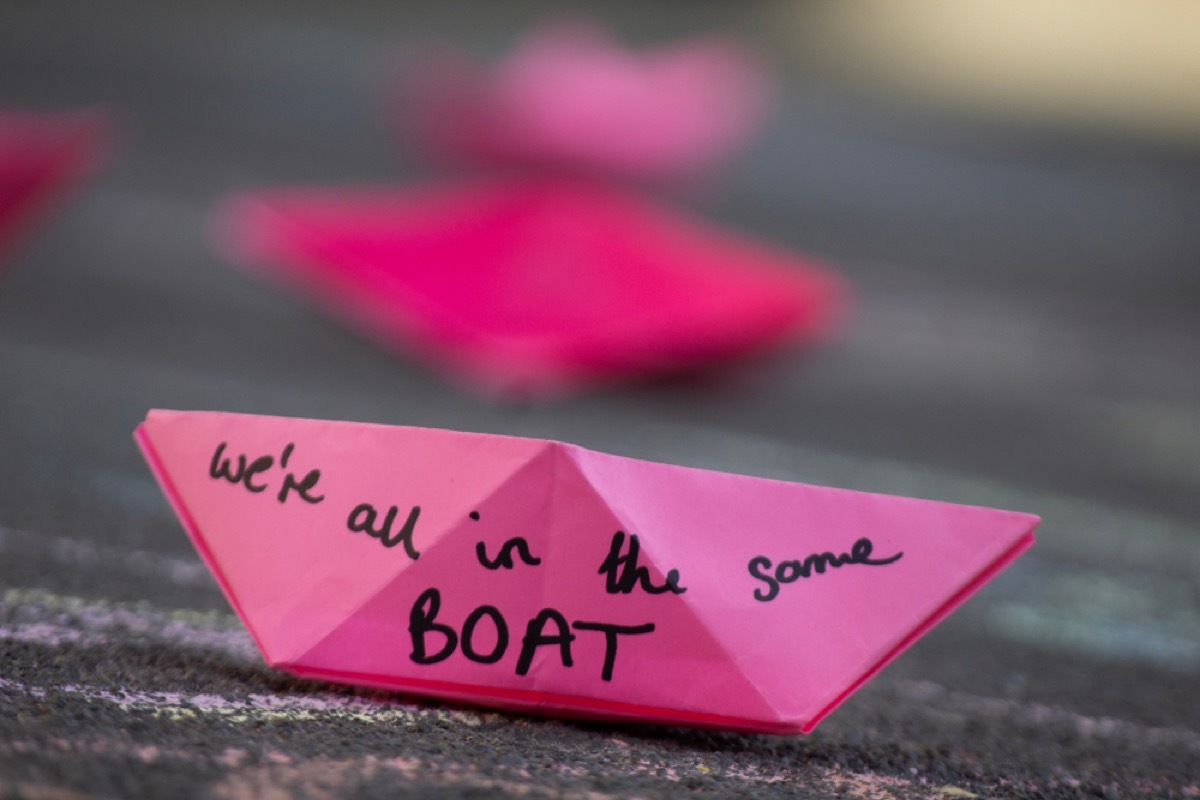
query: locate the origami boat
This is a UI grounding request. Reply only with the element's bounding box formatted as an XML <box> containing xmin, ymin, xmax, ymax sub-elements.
<box><xmin>211</xmin><ymin>178</ymin><xmax>846</xmax><ymax>399</ymax></box>
<box><xmin>136</xmin><ymin>410</ymin><xmax>1037</xmax><ymax>734</ymax></box>
<box><xmin>393</xmin><ymin>22</ymin><xmax>774</xmax><ymax>179</ymax></box>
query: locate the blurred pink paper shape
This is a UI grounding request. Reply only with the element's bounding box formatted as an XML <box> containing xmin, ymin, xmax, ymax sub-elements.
<box><xmin>395</xmin><ymin>23</ymin><xmax>774</xmax><ymax>180</ymax></box>
<box><xmin>0</xmin><ymin>110</ymin><xmax>110</xmax><ymax>265</ymax></box>
<box><xmin>212</xmin><ymin>178</ymin><xmax>846</xmax><ymax>399</ymax></box>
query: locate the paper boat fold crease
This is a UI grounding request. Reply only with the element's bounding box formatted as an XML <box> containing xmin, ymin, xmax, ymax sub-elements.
<box><xmin>136</xmin><ymin>410</ymin><xmax>1037</xmax><ymax>733</ymax></box>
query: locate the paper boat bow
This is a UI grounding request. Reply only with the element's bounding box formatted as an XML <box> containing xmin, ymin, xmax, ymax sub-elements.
<box><xmin>136</xmin><ymin>410</ymin><xmax>1037</xmax><ymax>733</ymax></box>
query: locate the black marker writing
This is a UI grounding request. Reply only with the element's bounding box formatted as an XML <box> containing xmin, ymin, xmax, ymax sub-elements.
<box><xmin>209</xmin><ymin>442</ymin><xmax>271</xmax><ymax>492</ymax></box>
<box><xmin>515</xmin><ymin>609</ymin><xmax>574</xmax><ymax>676</ymax></box>
<box><xmin>748</xmin><ymin>537</ymin><xmax>903</xmax><ymax>602</ymax></box>
<box><xmin>347</xmin><ymin>503</ymin><xmax>421</xmax><ymax>559</ymax></box>
<box><xmin>276</xmin><ymin>443</ymin><xmax>324</xmax><ymax>504</ymax></box>
<box><xmin>476</xmin><ymin>538</ymin><xmax>542</xmax><ymax>570</ymax></box>
<box><xmin>469</xmin><ymin>510</ymin><xmax>542</xmax><ymax>569</ymax></box>
<box><xmin>461</xmin><ymin>605</ymin><xmax>509</xmax><ymax>665</ymax></box>
<box><xmin>598</xmin><ymin>531</ymin><xmax>686</xmax><ymax>595</ymax></box>
<box><xmin>407</xmin><ymin>588</ymin><xmax>654</xmax><ymax>681</ymax></box>
<box><xmin>408</xmin><ymin>587</ymin><xmax>457</xmax><ymax>664</ymax></box>
<box><xmin>208</xmin><ymin>442</ymin><xmax>324</xmax><ymax>504</ymax></box>
<box><xmin>571</xmin><ymin>621</ymin><xmax>655</xmax><ymax>681</ymax></box>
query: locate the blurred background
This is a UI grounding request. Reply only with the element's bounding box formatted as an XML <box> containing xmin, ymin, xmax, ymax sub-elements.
<box><xmin>2</xmin><ymin>1</ymin><xmax>1199</xmax><ymax>798</ymax></box>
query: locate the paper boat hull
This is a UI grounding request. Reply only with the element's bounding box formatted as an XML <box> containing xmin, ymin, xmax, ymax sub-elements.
<box><xmin>136</xmin><ymin>410</ymin><xmax>1037</xmax><ymax>733</ymax></box>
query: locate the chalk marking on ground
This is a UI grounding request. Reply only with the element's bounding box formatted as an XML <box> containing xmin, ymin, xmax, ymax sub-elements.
<box><xmin>0</xmin><ymin>675</ymin><xmax>482</xmax><ymax>727</ymax></box>
<box><xmin>1</xmin><ymin>586</ymin><xmax>255</xmax><ymax>660</ymax></box>
<box><xmin>4</xmin><ymin>587</ymin><xmax>1198</xmax><ymax>752</ymax></box>
<box><xmin>0</xmin><ymin>524</ymin><xmax>213</xmax><ymax>589</ymax></box>
<box><xmin>890</xmin><ymin>679</ymin><xmax>1200</xmax><ymax>752</ymax></box>
<box><xmin>0</xmin><ymin>719</ymin><xmax>937</xmax><ymax>800</ymax></box>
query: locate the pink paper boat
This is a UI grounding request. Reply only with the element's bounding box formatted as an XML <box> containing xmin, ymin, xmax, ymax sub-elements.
<box><xmin>135</xmin><ymin>410</ymin><xmax>1037</xmax><ymax>734</ymax></box>
<box><xmin>212</xmin><ymin>178</ymin><xmax>846</xmax><ymax>399</ymax></box>
<box><xmin>394</xmin><ymin>22</ymin><xmax>774</xmax><ymax>179</ymax></box>
<box><xmin>0</xmin><ymin>110</ymin><xmax>110</xmax><ymax>265</ymax></box>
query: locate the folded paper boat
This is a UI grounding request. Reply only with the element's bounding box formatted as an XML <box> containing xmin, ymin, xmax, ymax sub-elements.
<box><xmin>135</xmin><ymin>410</ymin><xmax>1037</xmax><ymax>733</ymax></box>
<box><xmin>211</xmin><ymin>178</ymin><xmax>846</xmax><ymax>399</ymax></box>
<box><xmin>393</xmin><ymin>22</ymin><xmax>774</xmax><ymax>179</ymax></box>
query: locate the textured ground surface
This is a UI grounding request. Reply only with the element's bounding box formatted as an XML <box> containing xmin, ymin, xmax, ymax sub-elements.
<box><xmin>2</xmin><ymin>2</ymin><xmax>1200</xmax><ymax>798</ymax></box>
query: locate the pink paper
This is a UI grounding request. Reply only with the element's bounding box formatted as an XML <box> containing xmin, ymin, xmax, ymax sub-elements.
<box><xmin>0</xmin><ymin>110</ymin><xmax>110</xmax><ymax>265</ymax></box>
<box><xmin>212</xmin><ymin>178</ymin><xmax>847</xmax><ymax>399</ymax></box>
<box><xmin>394</xmin><ymin>22</ymin><xmax>774</xmax><ymax>179</ymax></box>
<box><xmin>135</xmin><ymin>410</ymin><xmax>1037</xmax><ymax>734</ymax></box>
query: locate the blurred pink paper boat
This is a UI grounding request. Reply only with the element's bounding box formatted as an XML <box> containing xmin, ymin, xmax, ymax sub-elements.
<box><xmin>393</xmin><ymin>22</ymin><xmax>774</xmax><ymax>179</ymax></box>
<box><xmin>136</xmin><ymin>409</ymin><xmax>1037</xmax><ymax>734</ymax></box>
<box><xmin>212</xmin><ymin>177</ymin><xmax>847</xmax><ymax>399</ymax></box>
<box><xmin>0</xmin><ymin>109</ymin><xmax>110</xmax><ymax>265</ymax></box>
